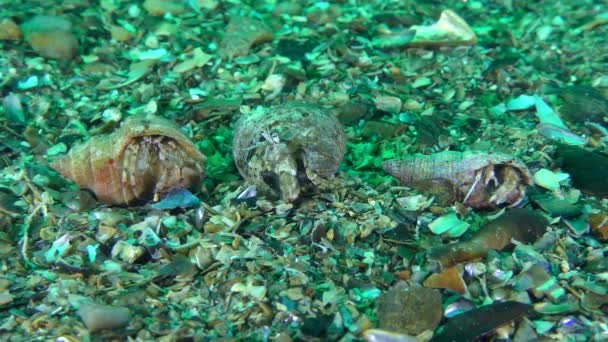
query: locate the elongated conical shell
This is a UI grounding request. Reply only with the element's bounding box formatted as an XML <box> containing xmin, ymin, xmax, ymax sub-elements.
<box><xmin>383</xmin><ymin>151</ymin><xmax>529</xmax><ymax>185</ymax></box>
<box><xmin>52</xmin><ymin>115</ymin><xmax>206</xmax><ymax>205</ymax></box>
<box><xmin>383</xmin><ymin>150</ymin><xmax>531</xmax><ymax>209</ymax></box>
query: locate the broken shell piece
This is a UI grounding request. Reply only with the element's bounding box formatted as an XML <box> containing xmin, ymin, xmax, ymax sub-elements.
<box><xmin>173</xmin><ymin>47</ymin><xmax>212</xmax><ymax>73</ymax></box>
<box><xmin>432</xmin><ymin>301</ymin><xmax>533</xmax><ymax>342</ymax></box>
<box><xmin>232</xmin><ymin>101</ymin><xmax>345</xmax><ymax>202</ymax></box>
<box><xmin>218</xmin><ymin>16</ymin><xmax>272</xmax><ymax>59</ymax></box>
<box><xmin>423</xmin><ymin>266</ymin><xmax>467</xmax><ymax>294</ymax></box>
<box><xmin>536</xmin><ymin>123</ymin><xmax>587</xmax><ymax>146</ymax></box>
<box><xmin>363</xmin><ymin>329</ymin><xmax>419</xmax><ymax>342</ymax></box>
<box><xmin>373</xmin><ymin>10</ymin><xmax>476</xmax><ymax>48</ymax></box>
<box><xmin>428</xmin><ymin>213</ymin><xmax>470</xmax><ymax>237</ymax></box>
<box><xmin>52</xmin><ymin>115</ymin><xmax>206</xmax><ymax>205</ymax></box>
<box><xmin>97</xmin><ymin>60</ymin><xmax>156</xmax><ymax>91</ymax></box>
<box><xmin>0</xmin><ymin>18</ymin><xmax>22</xmax><ymax>40</ymax></box>
<box><xmin>383</xmin><ymin>151</ymin><xmax>531</xmax><ymax>210</ymax></box>
<box><xmin>427</xmin><ymin>208</ymin><xmax>548</xmax><ymax>269</ymax></box>
<box><xmin>533</xmin><ymin>168</ymin><xmax>569</xmax><ymax>191</ymax></box>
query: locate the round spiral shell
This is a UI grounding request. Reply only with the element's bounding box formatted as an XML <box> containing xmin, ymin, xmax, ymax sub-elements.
<box><xmin>232</xmin><ymin>101</ymin><xmax>345</xmax><ymax>202</ymax></box>
<box><xmin>52</xmin><ymin>115</ymin><xmax>206</xmax><ymax>205</ymax></box>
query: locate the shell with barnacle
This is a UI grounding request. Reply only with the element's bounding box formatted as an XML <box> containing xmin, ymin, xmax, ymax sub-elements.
<box><xmin>383</xmin><ymin>150</ymin><xmax>531</xmax><ymax>210</ymax></box>
<box><xmin>232</xmin><ymin>101</ymin><xmax>345</xmax><ymax>202</ymax></box>
<box><xmin>52</xmin><ymin>115</ymin><xmax>206</xmax><ymax>205</ymax></box>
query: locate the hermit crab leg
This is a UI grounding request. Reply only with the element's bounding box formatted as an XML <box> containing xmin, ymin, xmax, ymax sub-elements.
<box><xmin>463</xmin><ymin>169</ymin><xmax>484</xmax><ymax>205</ymax></box>
<box><xmin>153</xmin><ymin>138</ymin><xmax>170</xmax><ymax>201</ymax></box>
<box><xmin>120</xmin><ymin>143</ymin><xmax>135</xmax><ymax>204</ymax></box>
<box><xmin>126</xmin><ymin>142</ymin><xmax>142</xmax><ymax>202</ymax></box>
<box><xmin>490</xmin><ymin>167</ymin><xmax>522</xmax><ymax>206</ymax></box>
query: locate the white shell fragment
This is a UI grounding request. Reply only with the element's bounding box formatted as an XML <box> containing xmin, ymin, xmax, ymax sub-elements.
<box><xmin>533</xmin><ymin>169</ymin><xmax>570</xmax><ymax>191</ymax></box>
<box><xmin>406</xmin><ymin>10</ymin><xmax>477</xmax><ymax>46</ymax></box>
<box><xmin>534</xmin><ymin>96</ymin><xmax>567</xmax><ymax>128</ymax></box>
<box><xmin>506</xmin><ymin>94</ymin><xmax>536</xmax><ymax>111</ymax></box>
<box><xmin>372</xmin><ymin>10</ymin><xmax>476</xmax><ymax>48</ymax></box>
<box><xmin>396</xmin><ymin>195</ymin><xmax>434</xmax><ymax>211</ymax></box>
<box><xmin>536</xmin><ymin>123</ymin><xmax>587</xmax><ymax>146</ymax></box>
<box><xmin>504</xmin><ymin>95</ymin><xmax>567</xmax><ymax>128</ymax></box>
<box><xmin>428</xmin><ymin>213</ymin><xmax>470</xmax><ymax>237</ymax></box>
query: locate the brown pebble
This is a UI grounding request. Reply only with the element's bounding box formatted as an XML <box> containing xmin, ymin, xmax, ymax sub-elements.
<box><xmin>27</xmin><ymin>30</ymin><xmax>78</xmax><ymax>60</ymax></box>
<box><xmin>0</xmin><ymin>18</ymin><xmax>22</xmax><ymax>40</ymax></box>
<box><xmin>143</xmin><ymin>0</ymin><xmax>187</xmax><ymax>16</ymax></box>
<box><xmin>81</xmin><ymin>62</ymin><xmax>117</xmax><ymax>76</ymax></box>
<box><xmin>377</xmin><ymin>283</ymin><xmax>443</xmax><ymax>335</ymax></box>
<box><xmin>218</xmin><ymin>17</ymin><xmax>272</xmax><ymax>59</ymax></box>
<box><xmin>110</xmin><ymin>25</ymin><xmax>132</xmax><ymax>42</ymax></box>
<box><xmin>335</xmin><ymin>102</ymin><xmax>369</xmax><ymax>125</ymax></box>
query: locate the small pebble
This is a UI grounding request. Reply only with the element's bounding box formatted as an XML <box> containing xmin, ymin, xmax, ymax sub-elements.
<box><xmin>77</xmin><ymin>302</ymin><xmax>130</xmax><ymax>331</ymax></box>
<box><xmin>506</xmin><ymin>94</ymin><xmax>535</xmax><ymax>111</ymax></box>
<box><xmin>0</xmin><ymin>18</ymin><xmax>22</xmax><ymax>40</ymax></box>
<box><xmin>21</xmin><ymin>15</ymin><xmax>72</xmax><ymax>35</ymax></box>
<box><xmin>412</xmin><ymin>77</ymin><xmax>432</xmax><ymax>88</ymax></box>
<box><xmin>27</xmin><ymin>30</ymin><xmax>78</xmax><ymax>60</ymax></box>
<box><xmin>375</xmin><ymin>95</ymin><xmax>402</xmax><ymax>114</ymax></box>
<box><xmin>218</xmin><ymin>17</ymin><xmax>272</xmax><ymax>59</ymax></box>
<box><xmin>402</xmin><ymin>99</ymin><xmax>422</xmax><ymax>112</ymax></box>
<box><xmin>143</xmin><ymin>0</ymin><xmax>187</xmax><ymax>16</ymax></box>
<box><xmin>110</xmin><ymin>25</ymin><xmax>132</xmax><ymax>42</ymax></box>
<box><xmin>128</xmin><ymin>4</ymin><xmax>142</xmax><ymax>18</ymax></box>
<box><xmin>17</xmin><ymin>76</ymin><xmax>39</xmax><ymax>90</ymax></box>
<box><xmin>145</xmin><ymin>35</ymin><xmax>159</xmax><ymax>49</ymax></box>
<box><xmin>2</xmin><ymin>93</ymin><xmax>25</xmax><ymax>124</ymax></box>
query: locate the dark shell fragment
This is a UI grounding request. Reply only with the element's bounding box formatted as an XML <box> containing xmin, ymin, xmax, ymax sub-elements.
<box><xmin>428</xmin><ymin>208</ymin><xmax>548</xmax><ymax>269</ymax></box>
<box><xmin>432</xmin><ymin>301</ymin><xmax>533</xmax><ymax>342</ymax></box>
<box><xmin>557</xmin><ymin>145</ymin><xmax>608</xmax><ymax>198</ymax></box>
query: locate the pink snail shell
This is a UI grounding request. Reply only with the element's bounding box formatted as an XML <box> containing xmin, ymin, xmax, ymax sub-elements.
<box><xmin>52</xmin><ymin>115</ymin><xmax>206</xmax><ymax>205</ymax></box>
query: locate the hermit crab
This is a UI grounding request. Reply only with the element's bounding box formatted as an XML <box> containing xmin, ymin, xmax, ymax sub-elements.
<box><xmin>52</xmin><ymin>115</ymin><xmax>206</xmax><ymax>205</ymax></box>
<box><xmin>232</xmin><ymin>101</ymin><xmax>345</xmax><ymax>202</ymax></box>
<box><xmin>383</xmin><ymin>151</ymin><xmax>531</xmax><ymax>210</ymax></box>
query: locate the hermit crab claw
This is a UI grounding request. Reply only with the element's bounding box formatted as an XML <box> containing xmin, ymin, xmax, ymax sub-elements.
<box><xmin>383</xmin><ymin>150</ymin><xmax>531</xmax><ymax>210</ymax></box>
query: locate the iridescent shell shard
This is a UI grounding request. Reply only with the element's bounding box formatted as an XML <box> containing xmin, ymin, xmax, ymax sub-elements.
<box><xmin>232</xmin><ymin>101</ymin><xmax>345</xmax><ymax>202</ymax></box>
<box><xmin>383</xmin><ymin>151</ymin><xmax>531</xmax><ymax>210</ymax></box>
<box><xmin>52</xmin><ymin>115</ymin><xmax>206</xmax><ymax>205</ymax></box>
